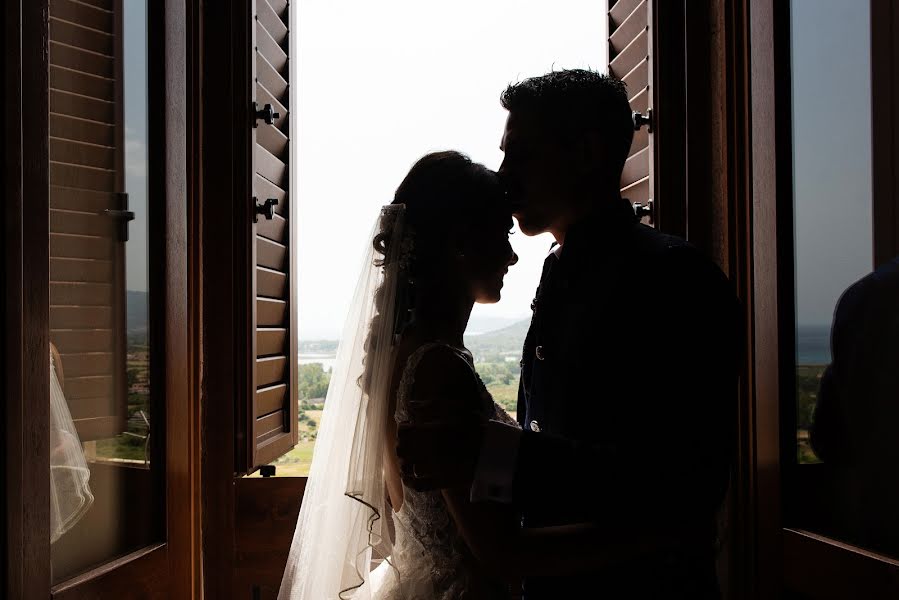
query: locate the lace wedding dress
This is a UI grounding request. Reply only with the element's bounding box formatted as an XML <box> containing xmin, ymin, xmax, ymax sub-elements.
<box><xmin>370</xmin><ymin>342</ymin><xmax>518</xmax><ymax>600</ymax></box>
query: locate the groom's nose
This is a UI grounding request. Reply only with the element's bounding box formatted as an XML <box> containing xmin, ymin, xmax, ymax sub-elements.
<box><xmin>508</xmin><ymin>251</ymin><xmax>519</xmax><ymax>266</ymax></box>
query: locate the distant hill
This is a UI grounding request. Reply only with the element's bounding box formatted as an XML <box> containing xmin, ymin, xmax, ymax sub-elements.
<box><xmin>465</xmin><ymin>315</ymin><xmax>527</xmax><ymax>335</ymax></box>
<box><xmin>127</xmin><ymin>291</ymin><xmax>148</xmax><ymax>331</ymax></box>
<box><xmin>127</xmin><ymin>290</ymin><xmax>149</xmax><ymax>347</ymax></box>
<box><xmin>465</xmin><ymin>318</ymin><xmax>530</xmax><ymax>359</ymax></box>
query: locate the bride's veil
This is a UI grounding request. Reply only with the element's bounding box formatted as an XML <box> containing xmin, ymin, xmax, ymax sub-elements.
<box><xmin>279</xmin><ymin>204</ymin><xmax>410</xmax><ymax>600</ymax></box>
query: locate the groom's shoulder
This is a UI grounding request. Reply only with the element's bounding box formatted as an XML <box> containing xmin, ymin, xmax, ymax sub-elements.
<box><xmin>627</xmin><ymin>225</ymin><xmax>728</xmax><ymax>288</ymax></box>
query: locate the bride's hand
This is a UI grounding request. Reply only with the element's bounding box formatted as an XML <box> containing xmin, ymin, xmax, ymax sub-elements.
<box><xmin>396</xmin><ymin>422</ymin><xmax>483</xmax><ymax>491</ymax></box>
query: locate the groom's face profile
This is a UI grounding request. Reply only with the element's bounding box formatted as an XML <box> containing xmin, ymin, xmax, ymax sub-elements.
<box><xmin>499</xmin><ymin>111</ymin><xmax>576</xmax><ymax>240</ymax></box>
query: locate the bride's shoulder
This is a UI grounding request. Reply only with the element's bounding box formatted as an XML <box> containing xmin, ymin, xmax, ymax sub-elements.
<box><xmin>396</xmin><ymin>342</ymin><xmax>480</xmax><ymax>414</ymax></box>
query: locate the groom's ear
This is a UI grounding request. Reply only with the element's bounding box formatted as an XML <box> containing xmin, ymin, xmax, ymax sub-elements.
<box><xmin>572</xmin><ymin>131</ymin><xmax>607</xmax><ymax>176</ymax></box>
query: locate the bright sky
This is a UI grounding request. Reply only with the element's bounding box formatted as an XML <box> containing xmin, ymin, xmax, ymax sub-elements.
<box><xmin>791</xmin><ymin>0</ymin><xmax>873</xmax><ymax>327</ymax></box>
<box><xmin>295</xmin><ymin>0</ymin><xmax>607</xmax><ymax>339</ymax></box>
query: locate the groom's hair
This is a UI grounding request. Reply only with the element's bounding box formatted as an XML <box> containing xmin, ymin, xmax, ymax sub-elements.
<box><xmin>500</xmin><ymin>69</ymin><xmax>633</xmax><ymax>178</ymax></box>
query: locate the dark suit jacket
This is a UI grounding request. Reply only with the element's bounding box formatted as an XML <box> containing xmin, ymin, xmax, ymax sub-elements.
<box><xmin>514</xmin><ymin>198</ymin><xmax>740</xmax><ymax>599</ymax></box>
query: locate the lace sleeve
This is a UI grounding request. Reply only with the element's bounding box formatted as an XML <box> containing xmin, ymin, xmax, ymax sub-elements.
<box><xmin>394</xmin><ymin>342</ymin><xmax>484</xmax><ymax>426</ymax></box>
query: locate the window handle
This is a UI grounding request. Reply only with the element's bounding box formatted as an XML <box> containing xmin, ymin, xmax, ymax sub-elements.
<box><xmin>633</xmin><ymin>109</ymin><xmax>653</xmax><ymax>132</ymax></box>
<box><xmin>253</xmin><ymin>197</ymin><xmax>279</xmax><ymax>222</ymax></box>
<box><xmin>254</xmin><ymin>102</ymin><xmax>281</xmax><ymax>127</ymax></box>
<box><xmin>104</xmin><ymin>197</ymin><xmax>135</xmax><ymax>241</ymax></box>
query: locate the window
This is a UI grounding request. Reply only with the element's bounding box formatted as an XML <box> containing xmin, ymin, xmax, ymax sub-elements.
<box><xmin>251</xmin><ymin>0</ymin><xmax>606</xmax><ymax>478</ymax></box>
<box><xmin>47</xmin><ymin>0</ymin><xmax>164</xmax><ymax>583</ymax></box>
<box><xmin>784</xmin><ymin>0</ymin><xmax>899</xmax><ymax>569</ymax></box>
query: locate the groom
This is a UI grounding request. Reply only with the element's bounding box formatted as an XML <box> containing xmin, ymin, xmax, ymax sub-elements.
<box><xmin>398</xmin><ymin>69</ymin><xmax>740</xmax><ymax>599</ymax></box>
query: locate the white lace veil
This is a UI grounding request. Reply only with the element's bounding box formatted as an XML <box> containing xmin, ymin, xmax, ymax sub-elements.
<box><xmin>49</xmin><ymin>349</ymin><xmax>94</xmax><ymax>543</ymax></box>
<box><xmin>279</xmin><ymin>204</ymin><xmax>410</xmax><ymax>600</ymax></box>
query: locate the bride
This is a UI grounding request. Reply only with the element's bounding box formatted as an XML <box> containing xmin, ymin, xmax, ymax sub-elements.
<box><xmin>279</xmin><ymin>151</ymin><xmax>676</xmax><ymax>599</ymax></box>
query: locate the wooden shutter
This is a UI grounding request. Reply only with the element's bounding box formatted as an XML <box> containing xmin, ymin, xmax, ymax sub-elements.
<box><xmin>607</xmin><ymin>0</ymin><xmax>654</xmax><ymax>226</ymax></box>
<box><xmin>242</xmin><ymin>0</ymin><xmax>298</xmax><ymax>473</ymax></box>
<box><xmin>48</xmin><ymin>0</ymin><xmax>127</xmax><ymax>441</ymax></box>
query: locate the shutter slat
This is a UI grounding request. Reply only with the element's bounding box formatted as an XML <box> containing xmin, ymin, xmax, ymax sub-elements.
<box><xmin>621</xmin><ymin>146</ymin><xmax>650</xmax><ymax>188</ymax></box>
<box><xmin>257</xmin><ymin>266</ymin><xmax>287</xmax><ymax>299</ymax></box>
<box><xmin>50</xmin><ymin>17</ymin><xmax>113</xmax><ymax>55</ymax></box>
<box><xmin>609</xmin><ymin>0</ymin><xmax>647</xmax><ymax>55</ymax></box>
<box><xmin>257</xmin><ymin>236</ymin><xmax>287</xmax><ymax>271</ymax></box>
<box><xmin>257</xmin><ymin>328</ymin><xmax>287</xmax><ymax>357</ymax></box>
<box><xmin>50</xmin><ymin>65</ymin><xmax>114</xmax><ymax>100</ymax></box>
<box><xmin>51</xmin><ymin>282</ymin><xmax>113</xmax><ymax>306</ymax></box>
<box><xmin>50</xmin><ymin>137</ymin><xmax>114</xmax><ymax>169</ymax></box>
<box><xmin>57</xmin><ymin>352</ymin><xmax>115</xmax><ymax>378</ymax></box>
<box><xmin>254</xmin><ymin>174</ymin><xmax>287</xmax><ymax>215</ymax></box>
<box><xmin>78</xmin><ymin>0</ymin><xmax>113</xmax><ymax>9</ymax></box>
<box><xmin>51</xmin><ymin>89</ymin><xmax>114</xmax><ymax>123</ymax></box>
<box><xmin>256</xmin><ymin>145</ymin><xmax>287</xmax><ymax>188</ymax></box>
<box><xmin>50</xmin><ymin>232</ymin><xmax>114</xmax><ymax>259</ymax></box>
<box><xmin>50</xmin><ymin>208</ymin><xmax>115</xmax><ymax>237</ymax></box>
<box><xmin>630</xmin><ymin>124</ymin><xmax>648</xmax><ymax>156</ymax></box>
<box><xmin>64</xmin><ymin>375</ymin><xmax>114</xmax><ymax>401</ymax></box>
<box><xmin>256</xmin><ymin>383</ymin><xmax>287</xmax><ymax>419</ymax></box>
<box><xmin>257</xmin><ymin>0</ymin><xmax>288</xmax><ymax>45</ymax></box>
<box><xmin>50</xmin><ymin>162</ymin><xmax>116</xmax><ymax>191</ymax></box>
<box><xmin>267</xmin><ymin>0</ymin><xmax>288</xmax><ymax>17</ymax></box>
<box><xmin>68</xmin><ymin>397</ymin><xmax>114</xmax><ymax>421</ymax></box>
<box><xmin>256</xmin><ymin>52</ymin><xmax>289</xmax><ymax>104</ymax></box>
<box><xmin>49</xmin><ymin>40</ymin><xmax>113</xmax><ymax>78</ymax></box>
<box><xmin>256</xmin><ymin>213</ymin><xmax>287</xmax><ymax>244</ymax></box>
<box><xmin>50</xmin><ymin>257</ymin><xmax>114</xmax><ymax>283</ymax></box>
<box><xmin>629</xmin><ymin>85</ymin><xmax>650</xmax><ymax>113</ymax></box>
<box><xmin>256</xmin><ymin>83</ymin><xmax>288</xmax><ymax>134</ymax></box>
<box><xmin>256</xmin><ymin>356</ymin><xmax>287</xmax><ymax>388</ymax></box>
<box><xmin>51</xmin><ymin>186</ymin><xmax>117</xmax><ymax>211</ymax></box>
<box><xmin>50</xmin><ymin>306</ymin><xmax>113</xmax><ymax>329</ymax></box>
<box><xmin>609</xmin><ymin>0</ymin><xmax>642</xmax><ymax>26</ymax></box>
<box><xmin>257</xmin><ymin>120</ymin><xmax>289</xmax><ymax>159</ymax></box>
<box><xmin>256</xmin><ymin>410</ymin><xmax>285</xmax><ymax>444</ymax></box>
<box><xmin>622</xmin><ymin>58</ymin><xmax>649</xmax><ymax>103</ymax></box>
<box><xmin>49</xmin><ymin>0</ymin><xmax>113</xmax><ymax>33</ymax></box>
<box><xmin>256</xmin><ymin>20</ymin><xmax>287</xmax><ymax>73</ymax></box>
<box><xmin>621</xmin><ymin>175</ymin><xmax>650</xmax><ymax>205</ymax></box>
<box><xmin>257</xmin><ymin>298</ymin><xmax>287</xmax><ymax>328</ymax></box>
<box><xmin>50</xmin><ymin>114</ymin><xmax>115</xmax><ymax>147</ymax></box>
<box><xmin>609</xmin><ymin>27</ymin><xmax>648</xmax><ymax>80</ymax></box>
<box><xmin>50</xmin><ymin>329</ymin><xmax>114</xmax><ymax>355</ymax></box>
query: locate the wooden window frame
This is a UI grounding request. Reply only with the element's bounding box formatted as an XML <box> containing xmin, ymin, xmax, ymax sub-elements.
<box><xmin>667</xmin><ymin>1</ymin><xmax>899</xmax><ymax>597</ymax></box>
<box><xmin>2</xmin><ymin>0</ymin><xmax>201</xmax><ymax>598</ymax></box>
<box><xmin>738</xmin><ymin>0</ymin><xmax>899</xmax><ymax>597</ymax></box>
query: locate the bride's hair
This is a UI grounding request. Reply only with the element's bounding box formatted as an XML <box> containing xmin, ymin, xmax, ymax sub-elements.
<box><xmin>361</xmin><ymin>152</ymin><xmax>505</xmax><ymax>394</ymax></box>
<box><xmin>374</xmin><ymin>150</ymin><xmax>504</xmax><ymax>279</ymax></box>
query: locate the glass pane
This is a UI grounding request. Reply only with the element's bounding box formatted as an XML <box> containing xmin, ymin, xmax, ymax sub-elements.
<box><xmin>49</xmin><ymin>0</ymin><xmax>162</xmax><ymax>583</ymax></box>
<box><xmin>790</xmin><ymin>0</ymin><xmax>899</xmax><ymax>559</ymax></box>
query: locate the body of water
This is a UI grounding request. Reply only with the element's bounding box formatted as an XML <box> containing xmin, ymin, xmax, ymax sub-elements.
<box><xmin>797</xmin><ymin>324</ymin><xmax>831</xmax><ymax>365</ymax></box>
<box><xmin>300</xmin><ymin>354</ymin><xmax>336</xmax><ymax>371</ymax></box>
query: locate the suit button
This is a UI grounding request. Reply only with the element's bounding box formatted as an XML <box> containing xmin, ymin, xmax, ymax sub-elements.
<box><xmin>529</xmin><ymin>420</ymin><xmax>541</xmax><ymax>433</ymax></box>
<box><xmin>535</xmin><ymin>345</ymin><xmax>545</xmax><ymax>360</ymax></box>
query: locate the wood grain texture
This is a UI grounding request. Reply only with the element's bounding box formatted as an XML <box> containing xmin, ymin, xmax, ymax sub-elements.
<box><xmin>3</xmin><ymin>1</ymin><xmax>52</xmax><ymax>597</ymax></box>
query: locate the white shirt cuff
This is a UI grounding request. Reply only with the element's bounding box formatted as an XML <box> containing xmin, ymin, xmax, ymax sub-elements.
<box><xmin>469</xmin><ymin>420</ymin><xmax>522</xmax><ymax>504</ymax></box>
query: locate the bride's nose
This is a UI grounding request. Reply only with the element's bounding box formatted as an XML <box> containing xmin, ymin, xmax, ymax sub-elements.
<box><xmin>508</xmin><ymin>251</ymin><xmax>519</xmax><ymax>267</ymax></box>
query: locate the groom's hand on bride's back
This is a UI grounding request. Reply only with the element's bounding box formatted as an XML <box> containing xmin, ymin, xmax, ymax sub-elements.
<box><xmin>396</xmin><ymin>422</ymin><xmax>482</xmax><ymax>491</ymax></box>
